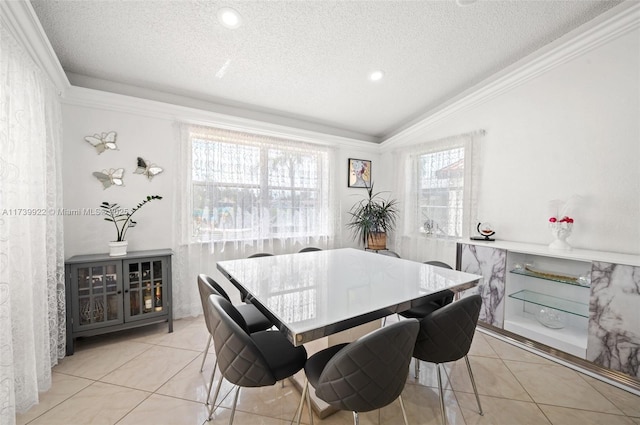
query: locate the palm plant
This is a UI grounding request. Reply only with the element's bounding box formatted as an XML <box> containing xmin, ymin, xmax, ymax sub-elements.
<box><xmin>347</xmin><ymin>183</ymin><xmax>399</xmax><ymax>249</ymax></box>
<box><xmin>99</xmin><ymin>195</ymin><xmax>162</xmax><ymax>241</ymax></box>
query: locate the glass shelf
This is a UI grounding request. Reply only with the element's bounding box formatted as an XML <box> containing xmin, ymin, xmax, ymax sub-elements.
<box><xmin>508</xmin><ymin>289</ymin><xmax>589</xmax><ymax>318</ymax></box>
<box><xmin>510</xmin><ymin>268</ymin><xmax>590</xmax><ymax>288</ymax></box>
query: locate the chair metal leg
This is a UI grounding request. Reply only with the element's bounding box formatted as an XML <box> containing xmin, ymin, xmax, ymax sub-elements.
<box><xmin>228</xmin><ymin>386</ymin><xmax>241</xmax><ymax>425</ymax></box>
<box><xmin>464</xmin><ymin>355</ymin><xmax>483</xmax><ymax>416</ymax></box>
<box><xmin>200</xmin><ymin>334</ymin><xmax>212</xmax><ymax>372</ymax></box>
<box><xmin>352</xmin><ymin>411</ymin><xmax>359</xmax><ymax>425</ymax></box>
<box><xmin>382</xmin><ymin>316</ymin><xmax>387</xmax><ymax>326</ymax></box>
<box><xmin>293</xmin><ymin>378</ymin><xmax>314</xmax><ymax>425</ymax></box>
<box><xmin>305</xmin><ymin>379</ymin><xmax>314</xmax><ymax>425</ymax></box>
<box><xmin>414</xmin><ymin>358</ymin><xmax>420</xmax><ymax>379</ymax></box>
<box><xmin>294</xmin><ymin>380</ymin><xmax>308</xmax><ymax>425</ymax></box>
<box><xmin>205</xmin><ymin>359</ymin><xmax>219</xmax><ymax>406</ymax></box>
<box><xmin>436</xmin><ymin>363</ymin><xmax>447</xmax><ymax>425</ymax></box>
<box><xmin>398</xmin><ymin>395</ymin><xmax>410</xmax><ymax>425</ymax></box>
<box><xmin>207</xmin><ymin>361</ymin><xmax>224</xmax><ymax>420</ymax></box>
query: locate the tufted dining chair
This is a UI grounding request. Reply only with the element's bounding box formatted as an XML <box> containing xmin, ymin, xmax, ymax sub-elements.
<box><xmin>413</xmin><ymin>294</ymin><xmax>484</xmax><ymax>425</ymax></box>
<box><xmin>399</xmin><ymin>261</ymin><xmax>455</xmax><ymax>319</ymax></box>
<box><xmin>298</xmin><ymin>247</ymin><xmax>322</xmax><ymax>253</ymax></box>
<box><xmin>248</xmin><ymin>252</ymin><xmax>274</xmax><ymax>258</ymax></box>
<box><xmin>377</xmin><ymin>250</ymin><xmax>401</xmax><ymax>258</ymax></box>
<box><xmin>295</xmin><ymin>319</ymin><xmax>419</xmax><ymax>425</ymax></box>
<box><xmin>383</xmin><ymin>261</ymin><xmax>455</xmax><ymax>324</ymax></box>
<box><xmin>196</xmin><ymin>274</ymin><xmax>273</xmax><ymax>409</ymax></box>
<box><xmin>205</xmin><ymin>294</ymin><xmax>307</xmax><ymax>425</ymax></box>
<box><xmin>395</xmin><ymin>261</ymin><xmax>456</xmax><ymax>377</ymax></box>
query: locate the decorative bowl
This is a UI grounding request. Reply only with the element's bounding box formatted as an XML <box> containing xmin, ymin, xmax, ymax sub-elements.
<box><xmin>535</xmin><ymin>307</ymin><xmax>567</xmax><ymax>329</ymax></box>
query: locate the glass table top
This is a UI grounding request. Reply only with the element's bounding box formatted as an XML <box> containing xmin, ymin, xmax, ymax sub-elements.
<box><xmin>217</xmin><ymin>248</ymin><xmax>482</xmax><ymax>346</ymax></box>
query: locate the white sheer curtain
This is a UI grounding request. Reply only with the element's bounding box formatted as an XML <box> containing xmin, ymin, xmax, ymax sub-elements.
<box><xmin>173</xmin><ymin>124</ymin><xmax>339</xmax><ymax>317</ymax></box>
<box><xmin>0</xmin><ymin>22</ymin><xmax>65</xmax><ymax>424</ymax></box>
<box><xmin>391</xmin><ymin>131</ymin><xmax>483</xmax><ymax>266</ymax></box>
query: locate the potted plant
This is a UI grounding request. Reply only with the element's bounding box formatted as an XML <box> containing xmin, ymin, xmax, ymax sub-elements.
<box><xmin>347</xmin><ymin>183</ymin><xmax>399</xmax><ymax>250</ymax></box>
<box><xmin>99</xmin><ymin>195</ymin><xmax>163</xmax><ymax>256</ymax></box>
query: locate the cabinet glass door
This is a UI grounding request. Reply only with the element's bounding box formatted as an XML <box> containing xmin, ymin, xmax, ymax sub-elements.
<box><xmin>152</xmin><ymin>260</ymin><xmax>164</xmax><ymax>312</ymax></box>
<box><xmin>125</xmin><ymin>258</ymin><xmax>166</xmax><ymax>320</ymax></box>
<box><xmin>73</xmin><ymin>262</ymin><xmax>122</xmax><ymax>330</ymax></box>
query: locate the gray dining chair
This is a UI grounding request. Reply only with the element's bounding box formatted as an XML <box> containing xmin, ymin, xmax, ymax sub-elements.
<box><xmin>196</xmin><ymin>274</ymin><xmax>272</xmax><ymax>408</ymax></box>
<box><xmin>413</xmin><ymin>294</ymin><xmax>484</xmax><ymax>425</ymax></box>
<box><xmin>298</xmin><ymin>247</ymin><xmax>322</xmax><ymax>253</ymax></box>
<box><xmin>206</xmin><ymin>294</ymin><xmax>307</xmax><ymax>425</ymax></box>
<box><xmin>377</xmin><ymin>250</ymin><xmax>401</xmax><ymax>258</ymax></box>
<box><xmin>395</xmin><ymin>261</ymin><xmax>456</xmax><ymax>378</ymax></box>
<box><xmin>383</xmin><ymin>261</ymin><xmax>455</xmax><ymax>330</ymax></box>
<box><xmin>295</xmin><ymin>319</ymin><xmax>419</xmax><ymax>425</ymax></box>
<box><xmin>400</xmin><ymin>261</ymin><xmax>455</xmax><ymax>319</ymax></box>
<box><xmin>248</xmin><ymin>252</ymin><xmax>274</xmax><ymax>258</ymax></box>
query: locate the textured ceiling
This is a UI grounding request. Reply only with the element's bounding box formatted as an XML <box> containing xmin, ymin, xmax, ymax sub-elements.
<box><xmin>30</xmin><ymin>0</ymin><xmax>622</xmax><ymax>142</ymax></box>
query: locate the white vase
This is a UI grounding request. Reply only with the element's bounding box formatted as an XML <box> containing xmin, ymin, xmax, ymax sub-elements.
<box><xmin>549</xmin><ymin>222</ymin><xmax>572</xmax><ymax>251</ymax></box>
<box><xmin>109</xmin><ymin>241</ymin><xmax>128</xmax><ymax>257</ymax></box>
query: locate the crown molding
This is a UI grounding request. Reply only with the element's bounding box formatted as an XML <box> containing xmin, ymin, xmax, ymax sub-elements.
<box><xmin>63</xmin><ymin>85</ymin><xmax>379</xmax><ymax>151</ymax></box>
<box><xmin>381</xmin><ymin>1</ymin><xmax>640</xmax><ymax>151</ymax></box>
<box><xmin>0</xmin><ymin>0</ymin><xmax>69</xmax><ymax>92</ymax></box>
<box><xmin>66</xmin><ymin>72</ymin><xmax>379</xmax><ymax>144</ymax></box>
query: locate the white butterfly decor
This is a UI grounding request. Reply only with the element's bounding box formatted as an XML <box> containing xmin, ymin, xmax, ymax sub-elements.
<box><xmin>85</xmin><ymin>131</ymin><xmax>118</xmax><ymax>154</ymax></box>
<box><xmin>93</xmin><ymin>168</ymin><xmax>125</xmax><ymax>189</ymax></box>
<box><xmin>134</xmin><ymin>156</ymin><xmax>164</xmax><ymax>180</ymax></box>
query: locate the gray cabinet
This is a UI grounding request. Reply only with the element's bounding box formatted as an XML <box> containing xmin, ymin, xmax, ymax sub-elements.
<box><xmin>65</xmin><ymin>249</ymin><xmax>173</xmax><ymax>354</ymax></box>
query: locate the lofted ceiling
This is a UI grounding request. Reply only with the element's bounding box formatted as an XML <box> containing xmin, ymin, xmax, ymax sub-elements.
<box><xmin>30</xmin><ymin>0</ymin><xmax>623</xmax><ymax>142</ymax></box>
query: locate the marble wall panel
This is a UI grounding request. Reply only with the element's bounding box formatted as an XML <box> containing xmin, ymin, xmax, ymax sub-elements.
<box><xmin>458</xmin><ymin>244</ymin><xmax>506</xmax><ymax>327</ymax></box>
<box><xmin>587</xmin><ymin>261</ymin><xmax>640</xmax><ymax>378</ymax></box>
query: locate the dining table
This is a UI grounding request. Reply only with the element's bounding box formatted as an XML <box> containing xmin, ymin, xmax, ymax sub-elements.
<box><xmin>216</xmin><ymin>247</ymin><xmax>482</xmax><ymax>347</ymax></box>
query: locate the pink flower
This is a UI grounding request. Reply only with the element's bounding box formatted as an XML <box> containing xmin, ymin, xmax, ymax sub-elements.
<box><xmin>549</xmin><ymin>216</ymin><xmax>574</xmax><ymax>223</ymax></box>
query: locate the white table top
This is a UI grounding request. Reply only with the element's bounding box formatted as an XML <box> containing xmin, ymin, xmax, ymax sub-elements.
<box><xmin>217</xmin><ymin>248</ymin><xmax>482</xmax><ymax>346</ymax></box>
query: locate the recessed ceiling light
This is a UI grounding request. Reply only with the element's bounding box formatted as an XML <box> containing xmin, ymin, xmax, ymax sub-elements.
<box><xmin>369</xmin><ymin>70</ymin><xmax>384</xmax><ymax>82</ymax></box>
<box><xmin>456</xmin><ymin>0</ymin><xmax>478</xmax><ymax>6</ymax></box>
<box><xmin>217</xmin><ymin>7</ymin><xmax>242</xmax><ymax>29</ymax></box>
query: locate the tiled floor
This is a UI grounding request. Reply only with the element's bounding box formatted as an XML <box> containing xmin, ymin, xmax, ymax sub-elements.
<box><xmin>17</xmin><ymin>316</ymin><xmax>640</xmax><ymax>425</ymax></box>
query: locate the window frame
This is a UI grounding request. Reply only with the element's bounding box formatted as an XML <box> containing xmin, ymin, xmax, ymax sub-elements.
<box><xmin>188</xmin><ymin>131</ymin><xmax>332</xmax><ymax>243</ymax></box>
<box><xmin>416</xmin><ymin>146</ymin><xmax>466</xmax><ymax>239</ymax></box>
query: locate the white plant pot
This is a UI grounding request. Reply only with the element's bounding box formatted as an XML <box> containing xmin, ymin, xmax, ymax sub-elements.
<box><xmin>109</xmin><ymin>241</ymin><xmax>128</xmax><ymax>257</ymax></box>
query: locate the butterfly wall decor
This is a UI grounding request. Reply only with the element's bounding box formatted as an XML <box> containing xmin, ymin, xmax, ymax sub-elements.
<box><xmin>134</xmin><ymin>156</ymin><xmax>164</xmax><ymax>181</ymax></box>
<box><xmin>85</xmin><ymin>131</ymin><xmax>118</xmax><ymax>154</ymax></box>
<box><xmin>93</xmin><ymin>168</ymin><xmax>125</xmax><ymax>189</ymax></box>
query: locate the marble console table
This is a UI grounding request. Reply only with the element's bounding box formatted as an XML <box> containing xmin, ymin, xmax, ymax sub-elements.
<box><xmin>456</xmin><ymin>240</ymin><xmax>640</xmax><ymax>388</ymax></box>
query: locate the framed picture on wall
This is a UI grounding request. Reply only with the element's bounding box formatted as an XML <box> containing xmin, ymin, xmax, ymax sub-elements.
<box><xmin>348</xmin><ymin>158</ymin><xmax>371</xmax><ymax>188</ymax></box>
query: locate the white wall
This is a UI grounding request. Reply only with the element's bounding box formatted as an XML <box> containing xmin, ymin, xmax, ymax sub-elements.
<box><xmin>61</xmin><ymin>105</ymin><xmax>177</xmax><ymax>257</ymax></box>
<box><xmin>380</xmin><ymin>28</ymin><xmax>640</xmax><ymax>255</ymax></box>
<box><xmin>62</xmin><ymin>17</ymin><xmax>639</xmax><ymax>258</ymax></box>
<box><xmin>61</xmin><ymin>100</ymin><xmax>380</xmax><ymax>257</ymax></box>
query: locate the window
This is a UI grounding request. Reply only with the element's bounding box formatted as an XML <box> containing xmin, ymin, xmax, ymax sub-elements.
<box><xmin>190</xmin><ymin>130</ymin><xmax>331</xmax><ymax>242</ymax></box>
<box><xmin>418</xmin><ymin>146</ymin><xmax>465</xmax><ymax>238</ymax></box>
